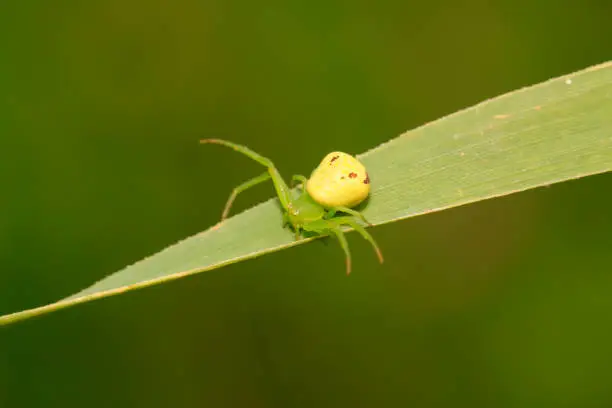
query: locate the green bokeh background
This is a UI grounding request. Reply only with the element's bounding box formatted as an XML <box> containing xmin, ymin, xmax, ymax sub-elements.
<box><xmin>2</xmin><ymin>1</ymin><xmax>612</xmax><ymax>407</ymax></box>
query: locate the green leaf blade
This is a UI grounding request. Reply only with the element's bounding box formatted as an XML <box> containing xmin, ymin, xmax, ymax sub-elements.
<box><xmin>2</xmin><ymin>62</ymin><xmax>611</xmax><ymax>326</ymax></box>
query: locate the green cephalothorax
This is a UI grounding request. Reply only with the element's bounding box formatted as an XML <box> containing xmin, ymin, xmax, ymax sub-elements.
<box><xmin>201</xmin><ymin>139</ymin><xmax>383</xmax><ymax>274</ymax></box>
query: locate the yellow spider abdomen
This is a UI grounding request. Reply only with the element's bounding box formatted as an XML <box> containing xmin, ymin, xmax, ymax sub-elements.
<box><xmin>306</xmin><ymin>152</ymin><xmax>370</xmax><ymax>208</ymax></box>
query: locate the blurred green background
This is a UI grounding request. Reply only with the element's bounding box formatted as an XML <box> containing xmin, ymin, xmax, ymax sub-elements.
<box><xmin>2</xmin><ymin>1</ymin><xmax>612</xmax><ymax>407</ymax></box>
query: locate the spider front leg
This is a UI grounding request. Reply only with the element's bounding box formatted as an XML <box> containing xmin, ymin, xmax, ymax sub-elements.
<box><xmin>201</xmin><ymin>139</ymin><xmax>295</xmax><ymax>218</ymax></box>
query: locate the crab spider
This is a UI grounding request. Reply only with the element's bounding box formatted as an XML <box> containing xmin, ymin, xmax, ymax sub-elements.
<box><xmin>201</xmin><ymin>139</ymin><xmax>383</xmax><ymax>274</ymax></box>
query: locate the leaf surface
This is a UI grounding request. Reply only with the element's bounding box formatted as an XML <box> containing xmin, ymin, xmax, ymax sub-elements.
<box><xmin>2</xmin><ymin>62</ymin><xmax>611</xmax><ymax>326</ymax></box>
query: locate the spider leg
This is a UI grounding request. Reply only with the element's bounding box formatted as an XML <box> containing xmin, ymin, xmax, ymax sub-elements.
<box><xmin>201</xmin><ymin>139</ymin><xmax>294</xmax><ymax>213</ymax></box>
<box><xmin>221</xmin><ymin>172</ymin><xmax>271</xmax><ymax>221</ymax></box>
<box><xmin>291</xmin><ymin>174</ymin><xmax>309</xmax><ymax>189</ymax></box>
<box><xmin>302</xmin><ymin>220</ymin><xmax>352</xmax><ymax>275</ymax></box>
<box><xmin>341</xmin><ymin>218</ymin><xmax>384</xmax><ymax>264</ymax></box>
<box><xmin>329</xmin><ymin>228</ymin><xmax>352</xmax><ymax>275</ymax></box>
<box><xmin>325</xmin><ymin>206</ymin><xmax>371</xmax><ymax>225</ymax></box>
<box><xmin>327</xmin><ymin>216</ymin><xmax>383</xmax><ymax>264</ymax></box>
